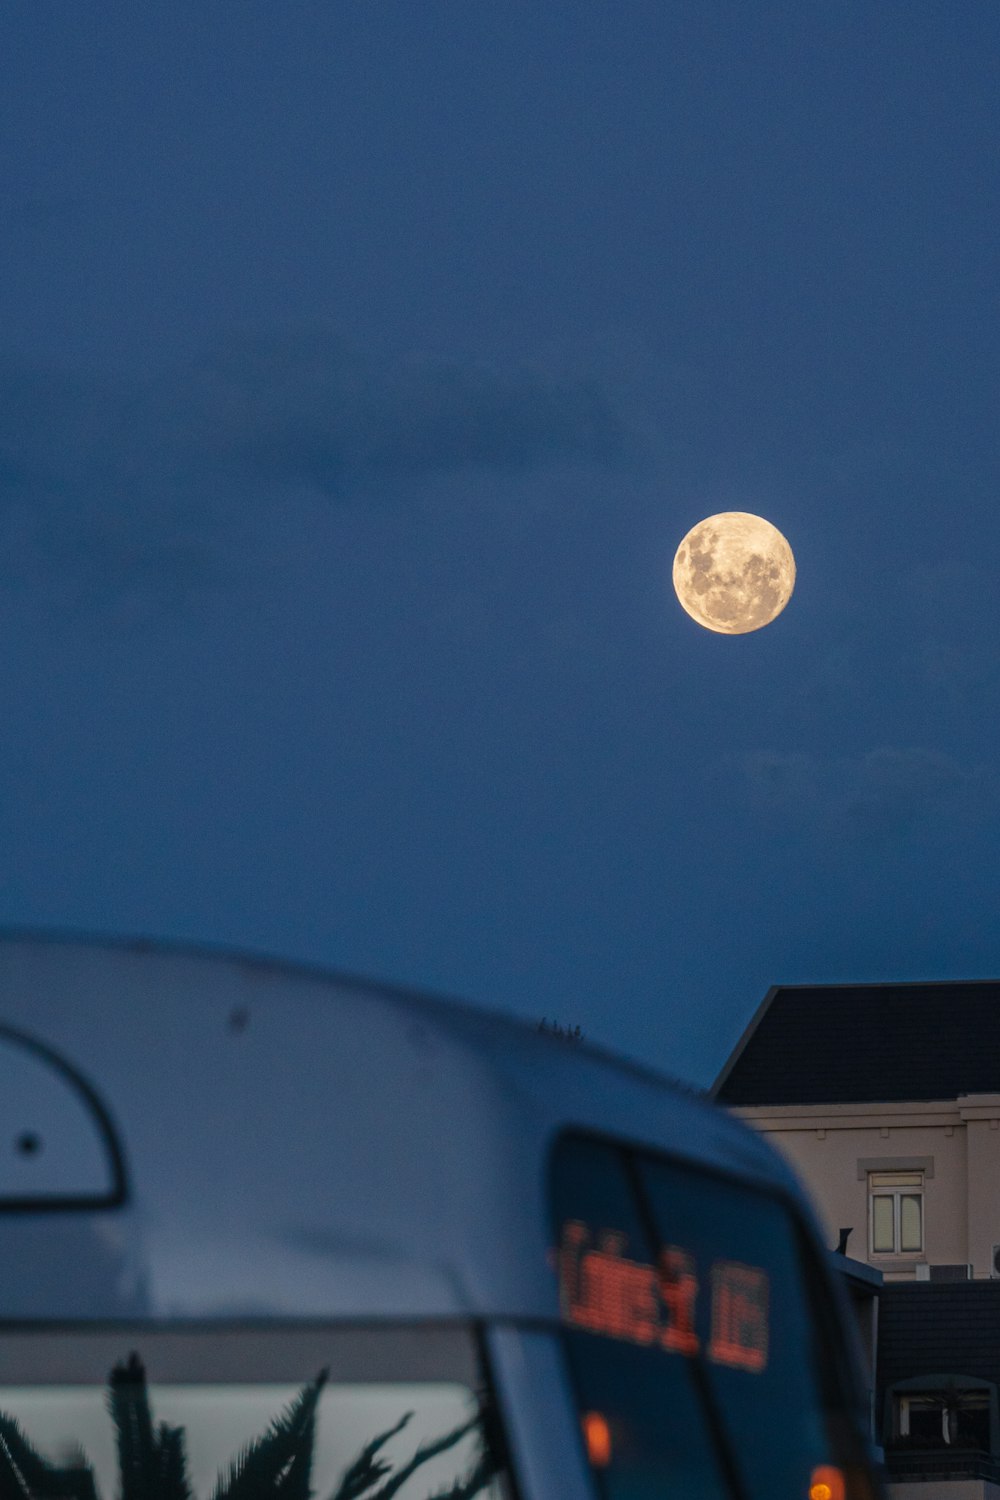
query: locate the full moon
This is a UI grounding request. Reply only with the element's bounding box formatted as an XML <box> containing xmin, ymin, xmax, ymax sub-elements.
<box><xmin>672</xmin><ymin>512</ymin><xmax>795</xmax><ymax>634</ymax></box>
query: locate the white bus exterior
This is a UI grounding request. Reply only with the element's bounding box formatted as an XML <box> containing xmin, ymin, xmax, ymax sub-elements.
<box><xmin>0</xmin><ymin>932</ymin><xmax>880</xmax><ymax>1500</ymax></box>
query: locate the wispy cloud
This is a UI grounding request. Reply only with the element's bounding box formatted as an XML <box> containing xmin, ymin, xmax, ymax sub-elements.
<box><xmin>0</xmin><ymin>329</ymin><xmax>633</xmax><ymax>614</ymax></box>
<box><xmin>159</xmin><ymin>329</ymin><xmax>631</xmax><ymax>495</ymax></box>
<box><xmin>743</xmin><ymin>745</ymin><xmax>994</xmax><ymax>843</ymax></box>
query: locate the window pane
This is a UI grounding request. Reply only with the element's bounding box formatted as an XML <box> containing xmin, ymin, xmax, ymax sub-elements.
<box><xmin>551</xmin><ymin>1136</ymin><xmax>730</xmax><ymax>1500</ymax></box>
<box><xmin>893</xmin><ymin>1391</ymin><xmax>992</xmax><ymax>1455</ymax></box>
<box><xmin>870</xmin><ymin>1173</ymin><xmax>921</xmax><ymax>1189</ymax></box>
<box><xmin>551</xmin><ymin>1135</ymin><xmax>861</xmax><ymax>1500</ymax></box>
<box><xmin>636</xmin><ymin>1156</ymin><xmax>832</xmax><ymax>1500</ymax></box>
<box><xmin>955</xmin><ymin>1398</ymin><xmax>991</xmax><ymax>1451</ymax></box>
<box><xmin>872</xmin><ymin>1196</ymin><xmax>895</xmax><ymax>1252</ymax></box>
<box><xmin>900</xmin><ymin>1195</ymin><xmax>922</xmax><ymax>1252</ymax></box>
<box><xmin>907</xmin><ymin>1399</ymin><xmax>947</xmax><ymax>1446</ymax></box>
<box><xmin>0</xmin><ymin>1361</ymin><xmax>504</xmax><ymax>1500</ymax></box>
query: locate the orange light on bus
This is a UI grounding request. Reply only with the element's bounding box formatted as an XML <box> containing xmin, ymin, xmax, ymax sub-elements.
<box><xmin>582</xmin><ymin>1411</ymin><xmax>612</xmax><ymax>1467</ymax></box>
<box><xmin>809</xmin><ymin>1465</ymin><xmax>846</xmax><ymax>1500</ymax></box>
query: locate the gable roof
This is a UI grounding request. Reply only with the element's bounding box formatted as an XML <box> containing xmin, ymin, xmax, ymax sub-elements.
<box><xmin>713</xmin><ymin>981</ymin><xmax>1000</xmax><ymax>1106</ymax></box>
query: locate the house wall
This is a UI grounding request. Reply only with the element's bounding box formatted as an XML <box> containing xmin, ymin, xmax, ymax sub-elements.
<box><xmin>964</xmin><ymin>1106</ymin><xmax>1000</xmax><ymax>1278</ymax></box>
<box><xmin>732</xmin><ymin>1095</ymin><xmax>1000</xmax><ymax>1280</ymax></box>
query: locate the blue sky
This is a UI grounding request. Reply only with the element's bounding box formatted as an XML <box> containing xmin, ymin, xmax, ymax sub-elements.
<box><xmin>1</xmin><ymin>1</ymin><xmax>998</xmax><ymax>1084</ymax></box>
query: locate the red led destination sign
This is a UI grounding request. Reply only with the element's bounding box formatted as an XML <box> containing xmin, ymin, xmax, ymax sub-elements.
<box><xmin>557</xmin><ymin>1219</ymin><xmax>769</xmax><ymax>1373</ymax></box>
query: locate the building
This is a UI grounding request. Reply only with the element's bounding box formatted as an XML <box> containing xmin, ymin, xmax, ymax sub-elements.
<box><xmin>713</xmin><ymin>981</ymin><xmax>1000</xmax><ymax>1497</ymax></box>
<box><xmin>713</xmin><ymin>981</ymin><xmax>1000</xmax><ymax>1281</ymax></box>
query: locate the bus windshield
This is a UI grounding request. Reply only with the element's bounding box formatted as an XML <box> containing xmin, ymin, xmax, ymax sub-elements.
<box><xmin>552</xmin><ymin>1133</ymin><xmax>874</xmax><ymax>1500</ymax></box>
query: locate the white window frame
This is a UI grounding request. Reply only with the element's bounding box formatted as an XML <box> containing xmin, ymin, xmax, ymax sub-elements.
<box><xmin>897</xmin><ymin>1389</ymin><xmax>991</xmax><ymax>1446</ymax></box>
<box><xmin>868</xmin><ymin>1171</ymin><xmax>923</xmax><ymax>1256</ymax></box>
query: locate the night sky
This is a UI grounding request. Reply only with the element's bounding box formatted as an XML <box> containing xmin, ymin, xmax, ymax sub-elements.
<box><xmin>2</xmin><ymin>3</ymin><xmax>998</xmax><ymax>1086</ymax></box>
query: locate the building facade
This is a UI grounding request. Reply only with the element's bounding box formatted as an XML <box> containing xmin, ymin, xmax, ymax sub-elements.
<box><xmin>713</xmin><ymin>981</ymin><xmax>1000</xmax><ymax>1498</ymax></box>
<box><xmin>726</xmin><ymin>1092</ymin><xmax>1000</xmax><ymax>1282</ymax></box>
<box><xmin>713</xmin><ymin>981</ymin><xmax>1000</xmax><ymax>1283</ymax></box>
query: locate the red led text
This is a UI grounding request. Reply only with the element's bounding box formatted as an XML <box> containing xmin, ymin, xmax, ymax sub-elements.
<box><xmin>557</xmin><ymin>1220</ymin><xmax>769</xmax><ymax>1373</ymax></box>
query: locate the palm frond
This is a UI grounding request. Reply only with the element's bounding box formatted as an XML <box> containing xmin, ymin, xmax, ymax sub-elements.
<box><xmin>108</xmin><ymin>1353</ymin><xmax>160</xmax><ymax>1500</ymax></box>
<box><xmin>327</xmin><ymin>1412</ymin><xmax>412</xmax><ymax>1500</ymax></box>
<box><xmin>0</xmin><ymin>1411</ymin><xmax>100</xmax><ymax>1500</ymax></box>
<box><xmin>155</xmin><ymin>1423</ymin><xmax>194</xmax><ymax>1500</ymax></box>
<box><xmin>365</xmin><ymin>1413</ymin><xmax>479</xmax><ymax>1500</ymax></box>
<box><xmin>424</xmin><ymin>1443</ymin><xmax>498</xmax><ymax>1500</ymax></box>
<box><xmin>107</xmin><ymin>1354</ymin><xmax>194</xmax><ymax>1500</ymax></box>
<box><xmin>211</xmin><ymin>1369</ymin><xmax>327</xmax><ymax>1500</ymax></box>
<box><xmin>0</xmin><ymin>1412</ymin><xmax>59</xmax><ymax>1499</ymax></box>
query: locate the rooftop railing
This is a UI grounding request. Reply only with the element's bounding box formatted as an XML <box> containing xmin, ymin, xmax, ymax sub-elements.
<box><xmin>885</xmin><ymin>1448</ymin><xmax>1000</xmax><ymax>1484</ymax></box>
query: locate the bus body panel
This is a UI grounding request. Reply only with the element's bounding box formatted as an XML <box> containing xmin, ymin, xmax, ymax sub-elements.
<box><xmin>0</xmin><ymin>932</ymin><xmax>881</xmax><ymax>1500</ymax></box>
<box><xmin>0</xmin><ymin>931</ymin><xmax>818</xmax><ymax>1325</ymax></box>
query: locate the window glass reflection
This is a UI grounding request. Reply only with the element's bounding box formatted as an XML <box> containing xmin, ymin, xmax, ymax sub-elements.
<box><xmin>551</xmin><ymin>1134</ymin><xmax>870</xmax><ymax>1500</ymax></box>
<box><xmin>0</xmin><ymin>1353</ymin><xmax>503</xmax><ymax>1500</ymax></box>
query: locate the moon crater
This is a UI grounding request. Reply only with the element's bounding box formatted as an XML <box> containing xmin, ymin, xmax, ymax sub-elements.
<box><xmin>672</xmin><ymin>513</ymin><xmax>795</xmax><ymax>634</ymax></box>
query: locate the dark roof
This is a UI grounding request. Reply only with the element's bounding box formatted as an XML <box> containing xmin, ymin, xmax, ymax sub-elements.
<box><xmin>713</xmin><ymin>981</ymin><xmax>1000</xmax><ymax>1107</ymax></box>
<box><xmin>876</xmin><ymin>1283</ymin><xmax>1000</xmax><ymax>1416</ymax></box>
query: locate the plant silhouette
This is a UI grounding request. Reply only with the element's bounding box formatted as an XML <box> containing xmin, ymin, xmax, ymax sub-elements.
<box><xmin>0</xmin><ymin>1409</ymin><xmax>99</xmax><ymax>1500</ymax></box>
<box><xmin>0</xmin><ymin>1355</ymin><xmax>498</xmax><ymax>1500</ymax></box>
<box><xmin>537</xmin><ymin>1019</ymin><xmax>584</xmax><ymax>1043</ymax></box>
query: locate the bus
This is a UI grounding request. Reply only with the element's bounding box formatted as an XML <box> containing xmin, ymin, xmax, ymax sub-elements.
<box><xmin>0</xmin><ymin>931</ymin><xmax>881</xmax><ymax>1500</ymax></box>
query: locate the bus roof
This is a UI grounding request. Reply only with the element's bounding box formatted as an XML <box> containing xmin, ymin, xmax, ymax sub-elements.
<box><xmin>0</xmin><ymin>930</ymin><xmax>802</xmax><ymax>1324</ymax></box>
